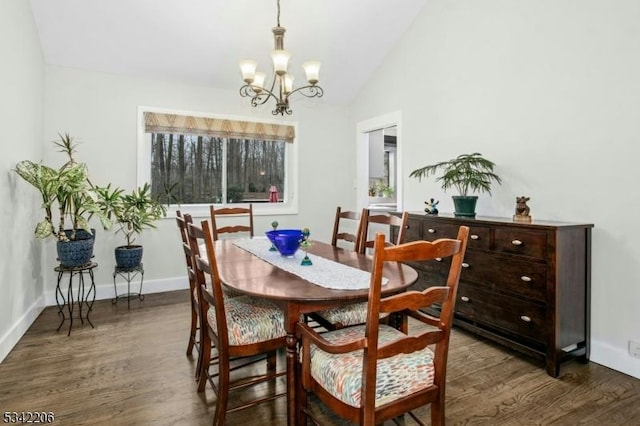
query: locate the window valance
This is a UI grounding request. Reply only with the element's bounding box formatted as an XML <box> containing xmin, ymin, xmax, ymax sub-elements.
<box><xmin>143</xmin><ymin>111</ymin><xmax>295</xmax><ymax>143</ymax></box>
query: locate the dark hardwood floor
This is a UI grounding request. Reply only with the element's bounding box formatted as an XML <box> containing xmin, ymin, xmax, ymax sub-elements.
<box><xmin>1</xmin><ymin>290</ymin><xmax>638</xmax><ymax>425</ymax></box>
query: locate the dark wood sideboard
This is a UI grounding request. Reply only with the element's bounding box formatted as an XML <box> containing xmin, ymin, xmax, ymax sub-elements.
<box><xmin>391</xmin><ymin>212</ymin><xmax>593</xmax><ymax>377</ymax></box>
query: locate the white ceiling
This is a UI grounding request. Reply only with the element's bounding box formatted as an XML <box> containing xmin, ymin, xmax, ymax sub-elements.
<box><xmin>29</xmin><ymin>0</ymin><xmax>426</xmax><ymax>105</ymax></box>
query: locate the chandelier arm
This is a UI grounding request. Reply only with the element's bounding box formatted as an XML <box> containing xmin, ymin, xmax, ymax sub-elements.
<box><xmin>286</xmin><ymin>84</ymin><xmax>324</xmax><ymax>99</ymax></box>
<box><xmin>239</xmin><ymin>84</ymin><xmax>280</xmax><ymax>106</ymax></box>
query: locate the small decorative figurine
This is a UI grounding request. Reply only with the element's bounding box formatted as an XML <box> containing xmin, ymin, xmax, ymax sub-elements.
<box><xmin>513</xmin><ymin>196</ymin><xmax>532</xmax><ymax>222</ymax></box>
<box><xmin>269</xmin><ymin>221</ymin><xmax>279</xmax><ymax>251</ymax></box>
<box><xmin>300</xmin><ymin>228</ymin><xmax>313</xmax><ymax>266</ymax></box>
<box><xmin>424</xmin><ymin>198</ymin><xmax>439</xmax><ymax>215</ymax></box>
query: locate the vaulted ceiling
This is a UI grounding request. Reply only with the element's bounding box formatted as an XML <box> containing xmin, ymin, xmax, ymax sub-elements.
<box><xmin>29</xmin><ymin>0</ymin><xmax>426</xmax><ymax>105</ymax></box>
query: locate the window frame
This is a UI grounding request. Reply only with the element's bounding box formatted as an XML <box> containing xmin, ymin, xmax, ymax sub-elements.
<box><xmin>137</xmin><ymin>106</ymin><xmax>299</xmax><ymax>218</ymax></box>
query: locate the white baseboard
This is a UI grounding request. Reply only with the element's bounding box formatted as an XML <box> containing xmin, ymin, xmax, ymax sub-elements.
<box><xmin>0</xmin><ymin>276</ymin><xmax>188</xmax><ymax>364</ymax></box>
<box><xmin>43</xmin><ymin>275</ymin><xmax>188</xmax><ymax>306</ymax></box>
<box><xmin>0</xmin><ymin>296</ymin><xmax>46</xmax><ymax>363</ymax></box>
<box><xmin>590</xmin><ymin>338</ymin><xmax>640</xmax><ymax>379</ymax></box>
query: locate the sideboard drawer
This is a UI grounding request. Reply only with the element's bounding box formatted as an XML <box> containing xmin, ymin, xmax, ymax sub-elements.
<box><xmin>460</xmin><ymin>252</ymin><xmax>547</xmax><ymax>302</ymax></box>
<box><xmin>421</xmin><ymin>221</ymin><xmax>460</xmax><ymax>240</ymax></box>
<box><xmin>456</xmin><ymin>283</ymin><xmax>546</xmax><ymax>344</ymax></box>
<box><xmin>467</xmin><ymin>225</ymin><xmax>491</xmax><ymax>250</ymax></box>
<box><xmin>421</xmin><ymin>220</ymin><xmax>490</xmax><ymax>251</ymax></box>
<box><xmin>494</xmin><ymin>229</ymin><xmax>547</xmax><ymax>259</ymax></box>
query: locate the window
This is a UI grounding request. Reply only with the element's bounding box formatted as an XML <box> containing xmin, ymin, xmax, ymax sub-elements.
<box><xmin>137</xmin><ymin>108</ymin><xmax>298</xmax><ymax>216</ymax></box>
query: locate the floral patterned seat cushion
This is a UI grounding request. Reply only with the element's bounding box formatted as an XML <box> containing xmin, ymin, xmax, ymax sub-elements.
<box><xmin>310</xmin><ymin>324</ymin><xmax>435</xmax><ymax>408</ymax></box>
<box><xmin>316</xmin><ymin>302</ymin><xmax>388</xmax><ymax>328</ymax></box>
<box><xmin>206</xmin><ymin>296</ymin><xmax>286</xmax><ymax>346</ymax></box>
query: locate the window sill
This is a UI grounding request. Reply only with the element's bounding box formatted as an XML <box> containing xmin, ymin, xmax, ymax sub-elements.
<box><xmin>164</xmin><ymin>203</ymin><xmax>298</xmax><ymax>219</ymax></box>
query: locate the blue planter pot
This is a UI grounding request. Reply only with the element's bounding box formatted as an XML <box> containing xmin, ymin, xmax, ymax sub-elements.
<box><xmin>56</xmin><ymin>229</ymin><xmax>95</xmax><ymax>267</ymax></box>
<box><xmin>115</xmin><ymin>245</ymin><xmax>143</xmax><ymax>269</ymax></box>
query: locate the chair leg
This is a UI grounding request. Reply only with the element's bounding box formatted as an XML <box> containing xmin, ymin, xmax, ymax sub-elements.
<box><xmin>187</xmin><ymin>302</ymin><xmax>197</xmax><ymax>356</ymax></box>
<box><xmin>197</xmin><ymin>333</ymin><xmax>212</xmax><ymax>392</ymax></box>
<box><xmin>213</xmin><ymin>357</ymin><xmax>230</xmax><ymax>426</ymax></box>
<box><xmin>431</xmin><ymin>401</ymin><xmax>444</xmax><ymax>426</ymax></box>
<box><xmin>194</xmin><ymin>316</ymin><xmax>202</xmax><ymax>380</ymax></box>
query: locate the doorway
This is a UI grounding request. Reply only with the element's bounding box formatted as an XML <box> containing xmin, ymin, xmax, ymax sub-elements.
<box><xmin>356</xmin><ymin>111</ymin><xmax>402</xmax><ymax>212</ymax></box>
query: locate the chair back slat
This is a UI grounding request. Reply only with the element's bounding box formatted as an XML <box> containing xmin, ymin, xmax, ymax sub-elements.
<box><xmin>379</xmin><ymin>287</ymin><xmax>450</xmax><ymax>314</ymax></box>
<box><xmin>359</xmin><ymin>210</ymin><xmax>408</xmax><ymax>253</ymax></box>
<box><xmin>210</xmin><ymin>204</ymin><xmax>254</xmax><ymax>240</ymax></box>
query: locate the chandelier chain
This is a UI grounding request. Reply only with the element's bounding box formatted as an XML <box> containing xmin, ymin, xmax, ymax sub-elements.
<box><xmin>276</xmin><ymin>0</ymin><xmax>281</xmax><ymax>27</ymax></box>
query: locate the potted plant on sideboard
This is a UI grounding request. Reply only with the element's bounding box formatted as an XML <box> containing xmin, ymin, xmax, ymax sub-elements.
<box><xmin>409</xmin><ymin>152</ymin><xmax>502</xmax><ymax>218</ymax></box>
<box><xmin>97</xmin><ymin>182</ymin><xmax>167</xmax><ymax>269</ymax></box>
<box><xmin>14</xmin><ymin>133</ymin><xmax>111</xmax><ymax>267</ymax></box>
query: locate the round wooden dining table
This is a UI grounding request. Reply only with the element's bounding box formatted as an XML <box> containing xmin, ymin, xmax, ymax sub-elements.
<box><xmin>212</xmin><ymin>239</ymin><xmax>419</xmax><ymax>426</ymax></box>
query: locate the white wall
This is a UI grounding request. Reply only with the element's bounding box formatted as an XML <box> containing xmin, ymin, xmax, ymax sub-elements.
<box><xmin>0</xmin><ymin>0</ymin><xmax>46</xmax><ymax>361</ymax></box>
<box><xmin>42</xmin><ymin>66</ymin><xmax>353</xmax><ymax>299</ymax></box>
<box><xmin>350</xmin><ymin>0</ymin><xmax>640</xmax><ymax>378</ymax></box>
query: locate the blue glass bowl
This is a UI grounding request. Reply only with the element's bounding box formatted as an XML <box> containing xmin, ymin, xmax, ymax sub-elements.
<box><xmin>265</xmin><ymin>229</ymin><xmax>303</xmax><ymax>257</ymax></box>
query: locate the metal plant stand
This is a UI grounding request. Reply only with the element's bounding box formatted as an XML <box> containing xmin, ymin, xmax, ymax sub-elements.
<box><xmin>54</xmin><ymin>262</ymin><xmax>98</xmax><ymax>336</ymax></box>
<box><xmin>112</xmin><ymin>263</ymin><xmax>144</xmax><ymax>309</ymax></box>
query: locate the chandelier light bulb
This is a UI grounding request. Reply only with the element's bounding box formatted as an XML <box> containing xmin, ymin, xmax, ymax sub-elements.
<box><xmin>271</xmin><ymin>49</ymin><xmax>291</xmax><ymax>76</ymax></box>
<box><xmin>239</xmin><ymin>60</ymin><xmax>258</xmax><ymax>84</ymax></box>
<box><xmin>283</xmin><ymin>74</ymin><xmax>294</xmax><ymax>94</ymax></box>
<box><xmin>302</xmin><ymin>61</ymin><xmax>321</xmax><ymax>85</ymax></box>
<box><xmin>253</xmin><ymin>72</ymin><xmax>266</xmax><ymax>92</ymax></box>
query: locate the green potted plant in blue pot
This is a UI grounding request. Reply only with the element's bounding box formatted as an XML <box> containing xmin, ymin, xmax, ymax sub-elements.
<box><xmin>409</xmin><ymin>152</ymin><xmax>502</xmax><ymax>218</ymax></box>
<box><xmin>97</xmin><ymin>183</ymin><xmax>166</xmax><ymax>269</ymax></box>
<box><xmin>14</xmin><ymin>133</ymin><xmax>111</xmax><ymax>267</ymax></box>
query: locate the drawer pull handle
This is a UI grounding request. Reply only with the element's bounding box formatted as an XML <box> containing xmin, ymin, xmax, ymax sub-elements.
<box><xmin>427</xmin><ymin>228</ymin><xmax>436</xmax><ymax>234</ymax></box>
<box><xmin>511</xmin><ymin>239</ymin><xmax>523</xmax><ymax>246</ymax></box>
<box><xmin>470</xmin><ymin>234</ymin><xmax>479</xmax><ymax>240</ymax></box>
<box><xmin>520</xmin><ymin>315</ymin><xmax>532</xmax><ymax>322</ymax></box>
<box><xmin>520</xmin><ymin>275</ymin><xmax>532</xmax><ymax>282</ymax></box>
<box><xmin>461</xmin><ymin>262</ymin><xmax>470</xmax><ymax>268</ymax></box>
<box><xmin>435</xmin><ymin>257</ymin><xmax>442</xmax><ymax>262</ymax></box>
<box><xmin>461</xmin><ymin>296</ymin><xmax>470</xmax><ymax>302</ymax></box>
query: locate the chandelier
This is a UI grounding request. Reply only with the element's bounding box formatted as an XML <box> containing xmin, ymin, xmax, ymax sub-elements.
<box><xmin>239</xmin><ymin>0</ymin><xmax>324</xmax><ymax>116</ymax></box>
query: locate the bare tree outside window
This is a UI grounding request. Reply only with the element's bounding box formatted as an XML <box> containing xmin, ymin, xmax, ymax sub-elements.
<box><xmin>150</xmin><ymin>133</ymin><xmax>285</xmax><ymax>205</ymax></box>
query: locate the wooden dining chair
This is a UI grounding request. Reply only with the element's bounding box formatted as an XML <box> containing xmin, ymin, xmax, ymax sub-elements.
<box><xmin>312</xmin><ymin>209</ymin><xmax>409</xmax><ymax>331</ymax></box>
<box><xmin>176</xmin><ymin>210</ymin><xmax>202</xmax><ymax>378</ymax></box>
<box><xmin>296</xmin><ymin>226</ymin><xmax>469</xmax><ymax>426</ymax></box>
<box><xmin>306</xmin><ymin>207</ymin><xmax>370</xmax><ymax>331</ymax></box>
<box><xmin>359</xmin><ymin>209</ymin><xmax>409</xmax><ymax>254</ymax></box>
<box><xmin>191</xmin><ymin>220</ymin><xmax>287</xmax><ymax>425</ymax></box>
<box><xmin>209</xmin><ymin>204</ymin><xmax>254</xmax><ymax>240</ymax></box>
<box><xmin>330</xmin><ymin>206</ymin><xmax>368</xmax><ymax>251</ymax></box>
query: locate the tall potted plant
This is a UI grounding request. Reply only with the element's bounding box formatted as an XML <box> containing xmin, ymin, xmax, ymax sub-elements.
<box><xmin>97</xmin><ymin>183</ymin><xmax>167</xmax><ymax>269</ymax></box>
<box><xmin>14</xmin><ymin>133</ymin><xmax>111</xmax><ymax>267</ymax></box>
<box><xmin>409</xmin><ymin>152</ymin><xmax>502</xmax><ymax>218</ymax></box>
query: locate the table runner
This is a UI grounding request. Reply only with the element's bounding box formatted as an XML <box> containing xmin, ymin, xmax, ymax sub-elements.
<box><xmin>233</xmin><ymin>237</ymin><xmax>387</xmax><ymax>290</ymax></box>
